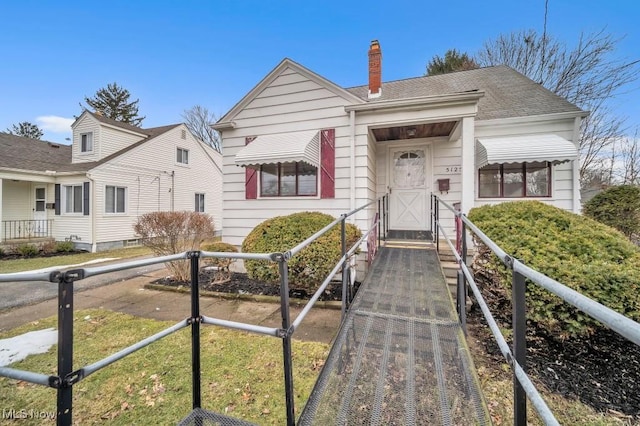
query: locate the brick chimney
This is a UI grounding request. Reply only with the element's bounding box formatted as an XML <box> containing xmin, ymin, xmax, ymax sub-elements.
<box><xmin>368</xmin><ymin>40</ymin><xmax>382</xmax><ymax>99</ymax></box>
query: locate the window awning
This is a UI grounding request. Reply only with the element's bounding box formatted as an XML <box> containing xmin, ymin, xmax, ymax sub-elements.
<box><xmin>476</xmin><ymin>134</ymin><xmax>578</xmax><ymax>168</ymax></box>
<box><xmin>235</xmin><ymin>130</ymin><xmax>320</xmax><ymax>168</ymax></box>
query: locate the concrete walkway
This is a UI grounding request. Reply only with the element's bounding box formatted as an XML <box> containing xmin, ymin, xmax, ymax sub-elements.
<box><xmin>0</xmin><ymin>267</ymin><xmax>341</xmax><ymax>344</ymax></box>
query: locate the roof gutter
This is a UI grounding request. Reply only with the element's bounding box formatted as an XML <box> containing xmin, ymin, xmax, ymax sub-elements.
<box><xmin>211</xmin><ymin>121</ymin><xmax>236</xmax><ymax>131</ymax></box>
<box><xmin>344</xmin><ymin>91</ymin><xmax>485</xmax><ymax>113</ymax></box>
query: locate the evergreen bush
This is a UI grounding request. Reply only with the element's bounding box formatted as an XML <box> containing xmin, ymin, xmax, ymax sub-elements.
<box><xmin>55</xmin><ymin>241</ymin><xmax>75</xmax><ymax>253</ymax></box>
<box><xmin>583</xmin><ymin>185</ymin><xmax>640</xmax><ymax>240</ymax></box>
<box><xmin>468</xmin><ymin>201</ymin><xmax>640</xmax><ymax>338</ymax></box>
<box><xmin>15</xmin><ymin>243</ymin><xmax>39</xmax><ymax>257</ymax></box>
<box><xmin>242</xmin><ymin>212</ymin><xmax>362</xmax><ymax>292</ymax></box>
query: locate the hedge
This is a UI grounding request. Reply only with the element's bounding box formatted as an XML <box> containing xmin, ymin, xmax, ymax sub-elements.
<box><xmin>468</xmin><ymin>201</ymin><xmax>640</xmax><ymax>338</ymax></box>
<box><xmin>242</xmin><ymin>212</ymin><xmax>362</xmax><ymax>292</ymax></box>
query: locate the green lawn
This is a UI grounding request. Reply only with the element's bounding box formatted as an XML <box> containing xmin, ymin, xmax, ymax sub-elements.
<box><xmin>0</xmin><ymin>309</ymin><xmax>328</xmax><ymax>425</ymax></box>
<box><xmin>0</xmin><ymin>246</ymin><xmax>153</xmax><ymax>274</ymax></box>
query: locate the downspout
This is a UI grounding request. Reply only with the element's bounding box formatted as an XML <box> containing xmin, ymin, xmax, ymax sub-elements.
<box><xmin>86</xmin><ymin>173</ymin><xmax>97</xmax><ymax>252</ymax></box>
<box><xmin>572</xmin><ymin>116</ymin><xmax>582</xmax><ymax>213</ymax></box>
<box><xmin>349</xmin><ymin>110</ymin><xmax>356</xmax><ymax>212</ymax></box>
<box><xmin>171</xmin><ymin>171</ymin><xmax>175</xmax><ymax>211</ymax></box>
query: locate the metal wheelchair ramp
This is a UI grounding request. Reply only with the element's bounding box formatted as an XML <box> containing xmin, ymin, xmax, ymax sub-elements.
<box><xmin>299</xmin><ymin>247</ymin><xmax>489</xmax><ymax>425</ymax></box>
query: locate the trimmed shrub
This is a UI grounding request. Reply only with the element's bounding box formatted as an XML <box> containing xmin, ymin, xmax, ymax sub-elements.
<box><xmin>16</xmin><ymin>243</ymin><xmax>39</xmax><ymax>257</ymax></box>
<box><xmin>468</xmin><ymin>201</ymin><xmax>640</xmax><ymax>338</ymax></box>
<box><xmin>242</xmin><ymin>212</ymin><xmax>362</xmax><ymax>292</ymax></box>
<box><xmin>201</xmin><ymin>241</ymin><xmax>238</xmax><ymax>283</ymax></box>
<box><xmin>583</xmin><ymin>185</ymin><xmax>640</xmax><ymax>240</ymax></box>
<box><xmin>134</xmin><ymin>211</ymin><xmax>215</xmax><ymax>281</ymax></box>
<box><xmin>55</xmin><ymin>241</ymin><xmax>75</xmax><ymax>253</ymax></box>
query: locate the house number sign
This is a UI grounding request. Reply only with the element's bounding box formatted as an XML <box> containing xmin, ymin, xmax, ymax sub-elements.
<box><xmin>444</xmin><ymin>166</ymin><xmax>461</xmax><ymax>173</ymax></box>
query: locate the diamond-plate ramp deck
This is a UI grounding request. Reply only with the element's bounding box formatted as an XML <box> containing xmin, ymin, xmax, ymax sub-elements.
<box><xmin>299</xmin><ymin>247</ymin><xmax>490</xmax><ymax>425</ymax></box>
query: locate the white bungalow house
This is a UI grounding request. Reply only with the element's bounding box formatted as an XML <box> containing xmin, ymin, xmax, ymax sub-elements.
<box><xmin>213</xmin><ymin>40</ymin><xmax>587</xmax><ymax>249</ymax></box>
<box><xmin>0</xmin><ymin>111</ymin><xmax>222</xmax><ymax>252</ymax></box>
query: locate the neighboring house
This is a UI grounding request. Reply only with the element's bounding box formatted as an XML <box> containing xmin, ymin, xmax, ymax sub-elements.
<box><xmin>213</xmin><ymin>40</ymin><xmax>587</xmax><ymax>249</ymax></box>
<box><xmin>0</xmin><ymin>111</ymin><xmax>222</xmax><ymax>251</ymax></box>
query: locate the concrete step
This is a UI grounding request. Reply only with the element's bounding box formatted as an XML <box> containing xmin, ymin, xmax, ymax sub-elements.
<box><xmin>382</xmin><ymin>239</ymin><xmax>435</xmax><ymax>250</ymax></box>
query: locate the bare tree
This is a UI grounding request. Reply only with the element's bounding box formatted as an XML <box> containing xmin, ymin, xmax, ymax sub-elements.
<box><xmin>182</xmin><ymin>105</ymin><xmax>221</xmax><ymax>152</ymax></box>
<box><xmin>620</xmin><ymin>130</ymin><xmax>640</xmax><ymax>185</ymax></box>
<box><xmin>477</xmin><ymin>29</ymin><xmax>639</xmax><ymax>184</ymax></box>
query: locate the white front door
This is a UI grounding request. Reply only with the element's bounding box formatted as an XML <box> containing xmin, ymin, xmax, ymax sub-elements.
<box><xmin>389</xmin><ymin>147</ymin><xmax>429</xmax><ymax>230</ymax></box>
<box><xmin>33</xmin><ymin>187</ymin><xmax>48</xmax><ymax>236</ymax></box>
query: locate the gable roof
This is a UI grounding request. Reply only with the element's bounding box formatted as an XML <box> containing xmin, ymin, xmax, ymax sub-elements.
<box><xmin>346</xmin><ymin>65</ymin><xmax>582</xmax><ymax>120</ymax></box>
<box><xmin>0</xmin><ymin>132</ymin><xmax>71</xmax><ymax>172</ymax></box>
<box><xmin>216</xmin><ymin>58</ymin><xmax>365</xmax><ymax>126</ymax></box>
<box><xmin>57</xmin><ymin>123</ymin><xmax>181</xmax><ymax>172</ymax></box>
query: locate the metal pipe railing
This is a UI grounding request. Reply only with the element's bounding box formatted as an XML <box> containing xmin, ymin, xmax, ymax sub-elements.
<box><xmin>0</xmin><ymin>194</ymin><xmax>390</xmax><ymax>426</ymax></box>
<box><xmin>432</xmin><ymin>193</ymin><xmax>640</xmax><ymax>426</ymax></box>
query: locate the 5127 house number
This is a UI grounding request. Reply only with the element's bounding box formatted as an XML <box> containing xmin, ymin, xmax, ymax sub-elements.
<box><xmin>445</xmin><ymin>166</ymin><xmax>460</xmax><ymax>173</ymax></box>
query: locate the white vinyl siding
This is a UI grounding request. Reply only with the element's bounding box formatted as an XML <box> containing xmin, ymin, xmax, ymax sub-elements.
<box><xmin>89</xmin><ymin>125</ymin><xmax>222</xmax><ymax>244</ymax></box>
<box><xmin>221</xmin><ymin>66</ymin><xmax>354</xmax><ymax>247</ymax></box>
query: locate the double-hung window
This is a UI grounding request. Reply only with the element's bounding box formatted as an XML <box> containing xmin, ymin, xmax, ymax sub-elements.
<box><xmin>105</xmin><ymin>185</ymin><xmax>126</xmax><ymax>213</ymax></box>
<box><xmin>177</xmin><ymin>148</ymin><xmax>189</xmax><ymax>165</ymax></box>
<box><xmin>260</xmin><ymin>162</ymin><xmax>317</xmax><ymax>197</ymax></box>
<box><xmin>81</xmin><ymin>133</ymin><xmax>93</xmax><ymax>152</ymax></box>
<box><xmin>479</xmin><ymin>162</ymin><xmax>551</xmax><ymax>198</ymax></box>
<box><xmin>195</xmin><ymin>193</ymin><xmax>205</xmax><ymax>212</ymax></box>
<box><xmin>64</xmin><ymin>185</ymin><xmax>83</xmax><ymax>213</ymax></box>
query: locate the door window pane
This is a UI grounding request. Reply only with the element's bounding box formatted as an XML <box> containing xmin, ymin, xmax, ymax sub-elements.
<box><xmin>394</xmin><ymin>150</ymin><xmax>425</xmax><ymax>188</ymax></box>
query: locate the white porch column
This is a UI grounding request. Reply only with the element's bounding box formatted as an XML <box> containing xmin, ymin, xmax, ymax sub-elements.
<box><xmin>460</xmin><ymin>116</ymin><xmax>475</xmax><ymax>214</ymax></box>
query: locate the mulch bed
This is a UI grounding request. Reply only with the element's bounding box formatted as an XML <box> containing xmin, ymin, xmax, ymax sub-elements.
<box><xmin>468</xmin><ymin>281</ymin><xmax>640</xmax><ymax>420</ymax></box>
<box><xmin>153</xmin><ymin>269</ymin><xmax>355</xmax><ymax>302</ymax></box>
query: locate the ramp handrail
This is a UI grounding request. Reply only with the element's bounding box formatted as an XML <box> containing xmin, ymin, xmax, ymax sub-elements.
<box><xmin>431</xmin><ymin>194</ymin><xmax>640</xmax><ymax>426</ymax></box>
<box><xmin>0</xmin><ymin>194</ymin><xmax>390</xmax><ymax>426</ymax></box>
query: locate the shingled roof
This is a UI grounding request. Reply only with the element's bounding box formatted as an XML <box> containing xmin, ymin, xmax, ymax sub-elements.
<box><xmin>345</xmin><ymin>65</ymin><xmax>582</xmax><ymax>120</ymax></box>
<box><xmin>0</xmin><ymin>132</ymin><xmax>71</xmax><ymax>172</ymax></box>
<box><xmin>0</xmin><ymin>114</ymin><xmax>181</xmax><ymax>174</ymax></box>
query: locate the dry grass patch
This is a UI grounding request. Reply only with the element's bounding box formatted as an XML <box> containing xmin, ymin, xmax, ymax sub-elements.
<box><xmin>0</xmin><ymin>309</ymin><xmax>328</xmax><ymax>425</ymax></box>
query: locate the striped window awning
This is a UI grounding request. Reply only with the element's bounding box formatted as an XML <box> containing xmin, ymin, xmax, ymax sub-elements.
<box><xmin>235</xmin><ymin>130</ymin><xmax>320</xmax><ymax>168</ymax></box>
<box><xmin>476</xmin><ymin>134</ymin><xmax>578</xmax><ymax>168</ymax></box>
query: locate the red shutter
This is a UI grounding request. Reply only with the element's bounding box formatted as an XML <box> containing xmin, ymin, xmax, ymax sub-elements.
<box><xmin>245</xmin><ymin>136</ymin><xmax>258</xmax><ymax>199</ymax></box>
<box><xmin>320</xmin><ymin>129</ymin><xmax>335</xmax><ymax>199</ymax></box>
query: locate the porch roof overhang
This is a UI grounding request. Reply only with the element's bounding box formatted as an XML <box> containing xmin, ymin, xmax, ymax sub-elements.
<box><xmin>344</xmin><ymin>91</ymin><xmax>485</xmax><ymax>114</ymax></box>
<box><xmin>476</xmin><ymin>134</ymin><xmax>578</xmax><ymax>168</ymax></box>
<box><xmin>234</xmin><ymin>130</ymin><xmax>320</xmax><ymax>168</ymax></box>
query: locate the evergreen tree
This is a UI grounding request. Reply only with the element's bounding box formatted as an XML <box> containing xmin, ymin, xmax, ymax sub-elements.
<box><xmin>7</xmin><ymin>121</ymin><xmax>44</xmax><ymax>139</ymax></box>
<box><xmin>426</xmin><ymin>49</ymin><xmax>479</xmax><ymax>76</ymax></box>
<box><xmin>83</xmin><ymin>82</ymin><xmax>145</xmax><ymax>126</ymax></box>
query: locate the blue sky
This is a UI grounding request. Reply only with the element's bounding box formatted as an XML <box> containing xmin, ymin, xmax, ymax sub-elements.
<box><xmin>1</xmin><ymin>0</ymin><xmax>638</xmax><ymax>144</ymax></box>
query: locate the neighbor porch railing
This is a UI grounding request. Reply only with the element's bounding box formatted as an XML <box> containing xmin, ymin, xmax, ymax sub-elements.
<box><xmin>431</xmin><ymin>194</ymin><xmax>640</xmax><ymax>426</ymax></box>
<box><xmin>0</xmin><ymin>195</ymin><xmax>389</xmax><ymax>426</ymax></box>
<box><xmin>2</xmin><ymin>219</ymin><xmax>53</xmax><ymax>242</ymax></box>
